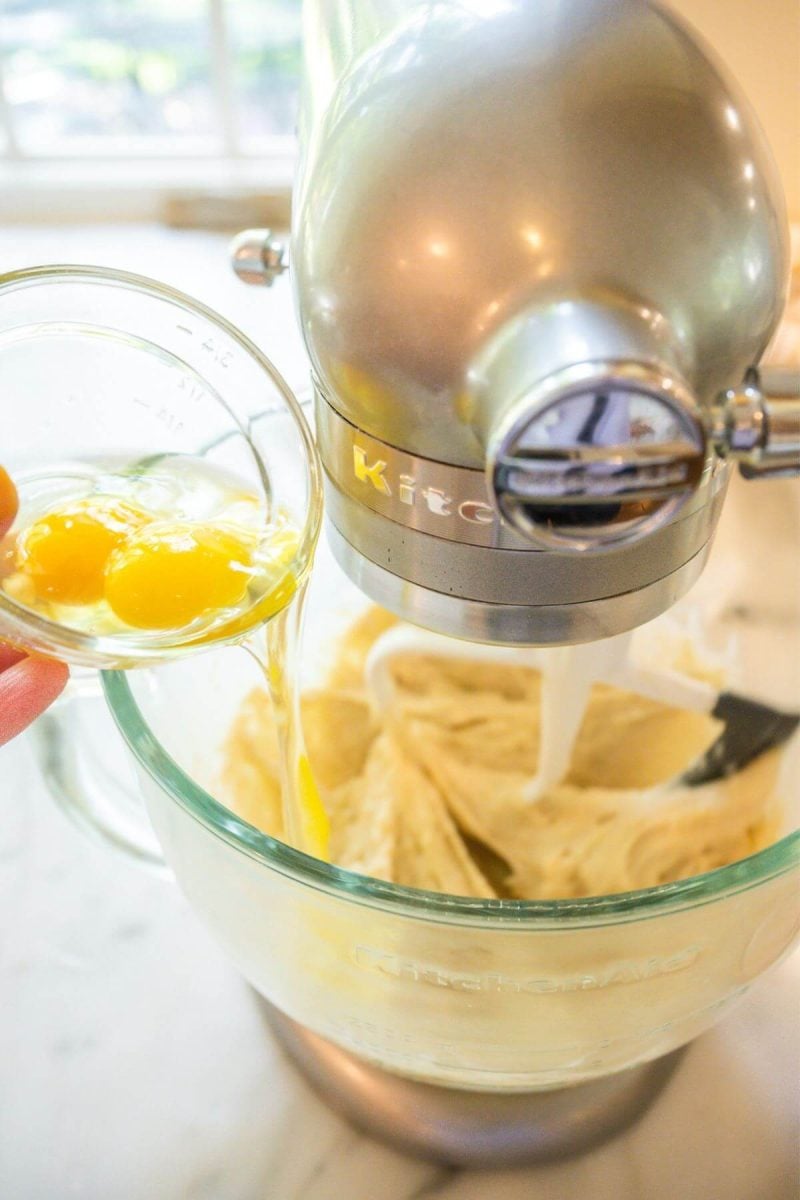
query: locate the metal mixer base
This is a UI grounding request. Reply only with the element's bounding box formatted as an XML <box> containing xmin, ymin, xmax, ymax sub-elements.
<box><xmin>260</xmin><ymin>1000</ymin><xmax>685</xmax><ymax>1167</ymax></box>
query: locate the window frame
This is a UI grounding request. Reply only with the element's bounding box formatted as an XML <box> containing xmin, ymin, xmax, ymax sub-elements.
<box><xmin>0</xmin><ymin>0</ymin><xmax>298</xmax><ymax>225</ymax></box>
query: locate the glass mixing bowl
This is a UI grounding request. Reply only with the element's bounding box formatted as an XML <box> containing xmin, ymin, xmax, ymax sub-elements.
<box><xmin>99</xmin><ymin>486</ymin><xmax>800</xmax><ymax>1093</ymax></box>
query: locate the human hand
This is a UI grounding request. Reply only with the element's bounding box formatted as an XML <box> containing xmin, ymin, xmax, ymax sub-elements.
<box><xmin>0</xmin><ymin>466</ymin><xmax>69</xmax><ymax>747</ymax></box>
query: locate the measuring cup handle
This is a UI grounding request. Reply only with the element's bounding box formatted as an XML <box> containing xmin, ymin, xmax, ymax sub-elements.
<box><xmin>27</xmin><ymin>671</ymin><xmax>167</xmax><ymax>871</ymax></box>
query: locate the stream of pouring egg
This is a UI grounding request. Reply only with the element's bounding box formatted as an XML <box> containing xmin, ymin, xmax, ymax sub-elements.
<box><xmin>263</xmin><ymin>583</ymin><xmax>330</xmax><ymax>859</ymax></box>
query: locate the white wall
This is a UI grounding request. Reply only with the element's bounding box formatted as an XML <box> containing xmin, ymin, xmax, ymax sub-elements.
<box><xmin>668</xmin><ymin>0</ymin><xmax>800</xmax><ymax>217</ymax></box>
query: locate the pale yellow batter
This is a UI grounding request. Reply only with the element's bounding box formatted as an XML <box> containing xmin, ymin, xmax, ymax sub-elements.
<box><xmin>221</xmin><ymin>606</ymin><xmax>782</xmax><ymax>900</ymax></box>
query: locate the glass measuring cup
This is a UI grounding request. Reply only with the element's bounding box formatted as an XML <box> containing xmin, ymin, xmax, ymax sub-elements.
<box><xmin>0</xmin><ymin>265</ymin><xmax>321</xmax><ymax>668</ymax></box>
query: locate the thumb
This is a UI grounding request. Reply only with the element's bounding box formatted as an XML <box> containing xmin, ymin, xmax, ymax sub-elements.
<box><xmin>0</xmin><ymin>656</ymin><xmax>69</xmax><ymax>746</ymax></box>
<box><xmin>0</xmin><ymin>466</ymin><xmax>18</xmax><ymax>540</ymax></box>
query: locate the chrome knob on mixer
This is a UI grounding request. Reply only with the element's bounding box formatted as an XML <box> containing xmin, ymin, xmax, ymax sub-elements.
<box><xmin>711</xmin><ymin>366</ymin><xmax>800</xmax><ymax>480</ymax></box>
<box><xmin>230</xmin><ymin>228</ymin><xmax>288</xmax><ymax>288</ymax></box>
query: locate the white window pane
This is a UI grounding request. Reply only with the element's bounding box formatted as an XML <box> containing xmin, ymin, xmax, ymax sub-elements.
<box><xmin>3</xmin><ymin>0</ymin><xmax>218</xmax><ymax>152</ymax></box>
<box><xmin>228</xmin><ymin>0</ymin><xmax>302</xmax><ymax>139</ymax></box>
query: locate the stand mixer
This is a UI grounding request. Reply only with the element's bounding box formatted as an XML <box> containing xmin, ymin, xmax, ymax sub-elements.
<box><xmin>235</xmin><ymin>0</ymin><xmax>798</xmax><ymax>649</ymax></box>
<box><xmin>223</xmin><ymin>0</ymin><xmax>800</xmax><ymax>1162</ymax></box>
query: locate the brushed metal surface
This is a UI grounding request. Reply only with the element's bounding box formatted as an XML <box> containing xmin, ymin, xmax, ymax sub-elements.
<box><xmin>261</xmin><ymin>997</ymin><xmax>686</xmax><ymax>1166</ymax></box>
<box><xmin>325</xmin><ymin>517</ymin><xmax>714</xmax><ymax>645</ymax></box>
<box><xmin>315</xmin><ymin>389</ymin><xmax>529</xmax><ymax>550</ymax></box>
<box><xmin>317</xmin><ymin>384</ymin><xmax>722</xmax><ymax>553</ymax></box>
<box><xmin>323</xmin><ymin>469</ymin><xmax>727</xmax><ymax>607</ymax></box>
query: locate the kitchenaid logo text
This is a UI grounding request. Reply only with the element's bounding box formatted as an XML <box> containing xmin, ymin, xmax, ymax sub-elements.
<box><xmin>353</xmin><ymin>944</ymin><xmax>703</xmax><ymax>994</ymax></box>
<box><xmin>353</xmin><ymin>445</ymin><xmax>495</xmax><ymax>525</ymax></box>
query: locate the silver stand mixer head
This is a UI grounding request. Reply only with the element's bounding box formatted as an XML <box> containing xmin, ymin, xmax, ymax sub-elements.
<box><xmin>237</xmin><ymin>0</ymin><xmax>797</xmax><ymax>647</ymax></box>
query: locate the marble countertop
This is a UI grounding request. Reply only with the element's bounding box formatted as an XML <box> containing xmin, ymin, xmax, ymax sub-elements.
<box><xmin>0</xmin><ymin>227</ymin><xmax>798</xmax><ymax>1200</ymax></box>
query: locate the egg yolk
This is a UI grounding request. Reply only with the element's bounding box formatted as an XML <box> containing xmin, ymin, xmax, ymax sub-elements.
<box><xmin>16</xmin><ymin>497</ymin><xmax>146</xmax><ymax>605</ymax></box>
<box><xmin>105</xmin><ymin>522</ymin><xmax>254</xmax><ymax>630</ymax></box>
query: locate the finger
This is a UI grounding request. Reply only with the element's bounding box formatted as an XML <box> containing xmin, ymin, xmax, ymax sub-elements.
<box><xmin>0</xmin><ymin>643</ymin><xmax>26</xmax><ymax>673</ymax></box>
<box><xmin>0</xmin><ymin>467</ymin><xmax>18</xmax><ymax>539</ymax></box>
<box><xmin>0</xmin><ymin>656</ymin><xmax>69</xmax><ymax>747</ymax></box>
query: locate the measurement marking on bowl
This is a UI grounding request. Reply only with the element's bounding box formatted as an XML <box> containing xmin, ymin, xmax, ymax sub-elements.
<box><xmin>178</xmin><ymin>377</ymin><xmax>206</xmax><ymax>403</ymax></box>
<box><xmin>200</xmin><ymin>337</ymin><xmax>233</xmax><ymax>367</ymax></box>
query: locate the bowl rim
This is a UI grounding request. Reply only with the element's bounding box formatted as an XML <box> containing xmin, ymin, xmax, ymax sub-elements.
<box><xmin>102</xmin><ymin>667</ymin><xmax>800</xmax><ymax>927</ymax></box>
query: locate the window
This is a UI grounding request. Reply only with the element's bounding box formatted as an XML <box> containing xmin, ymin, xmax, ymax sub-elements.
<box><xmin>0</xmin><ymin>0</ymin><xmax>301</xmax><ymax>223</ymax></box>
